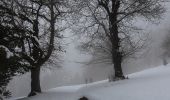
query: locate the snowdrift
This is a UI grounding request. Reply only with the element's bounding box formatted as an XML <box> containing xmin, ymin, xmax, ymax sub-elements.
<box><xmin>9</xmin><ymin>64</ymin><xmax>170</xmax><ymax>100</ymax></box>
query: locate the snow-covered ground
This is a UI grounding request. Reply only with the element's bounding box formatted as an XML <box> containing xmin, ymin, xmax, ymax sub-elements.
<box><xmin>10</xmin><ymin>64</ymin><xmax>170</xmax><ymax>100</ymax></box>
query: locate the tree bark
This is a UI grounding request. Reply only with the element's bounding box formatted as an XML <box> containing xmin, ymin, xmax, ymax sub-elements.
<box><xmin>28</xmin><ymin>1</ymin><xmax>56</xmax><ymax>96</ymax></box>
<box><xmin>28</xmin><ymin>66</ymin><xmax>41</xmax><ymax>97</ymax></box>
<box><xmin>112</xmin><ymin>51</ymin><xmax>124</xmax><ymax>78</ymax></box>
<box><xmin>110</xmin><ymin>0</ymin><xmax>124</xmax><ymax>79</ymax></box>
<box><xmin>111</xmin><ymin>29</ymin><xmax>125</xmax><ymax>79</ymax></box>
<box><xmin>111</xmin><ymin>23</ymin><xmax>124</xmax><ymax>79</ymax></box>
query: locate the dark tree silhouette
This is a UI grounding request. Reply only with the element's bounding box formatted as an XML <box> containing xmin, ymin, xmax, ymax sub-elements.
<box><xmin>76</xmin><ymin>0</ymin><xmax>165</xmax><ymax>80</ymax></box>
<box><xmin>0</xmin><ymin>0</ymin><xmax>69</xmax><ymax>96</ymax></box>
<box><xmin>0</xmin><ymin>23</ymin><xmax>29</xmax><ymax>99</ymax></box>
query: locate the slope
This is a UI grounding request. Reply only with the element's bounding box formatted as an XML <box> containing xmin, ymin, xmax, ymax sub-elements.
<box><xmin>9</xmin><ymin>64</ymin><xmax>170</xmax><ymax>100</ymax></box>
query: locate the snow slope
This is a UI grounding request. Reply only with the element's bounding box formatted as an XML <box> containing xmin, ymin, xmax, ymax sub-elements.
<box><xmin>10</xmin><ymin>64</ymin><xmax>170</xmax><ymax>100</ymax></box>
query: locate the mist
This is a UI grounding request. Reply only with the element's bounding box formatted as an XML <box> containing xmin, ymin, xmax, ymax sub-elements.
<box><xmin>6</xmin><ymin>2</ymin><xmax>170</xmax><ymax>98</ymax></box>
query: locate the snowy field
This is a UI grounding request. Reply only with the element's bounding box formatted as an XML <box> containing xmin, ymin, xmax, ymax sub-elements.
<box><xmin>9</xmin><ymin>64</ymin><xmax>170</xmax><ymax>100</ymax></box>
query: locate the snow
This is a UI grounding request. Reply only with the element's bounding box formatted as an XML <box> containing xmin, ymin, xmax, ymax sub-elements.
<box><xmin>0</xmin><ymin>45</ymin><xmax>13</xmax><ymax>59</ymax></box>
<box><xmin>8</xmin><ymin>64</ymin><xmax>170</xmax><ymax>100</ymax></box>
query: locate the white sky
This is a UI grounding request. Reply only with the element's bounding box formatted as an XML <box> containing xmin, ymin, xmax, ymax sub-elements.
<box><xmin>7</xmin><ymin>1</ymin><xmax>170</xmax><ymax>98</ymax></box>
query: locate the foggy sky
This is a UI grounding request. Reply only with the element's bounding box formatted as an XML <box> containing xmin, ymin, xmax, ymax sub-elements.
<box><xmin>7</xmin><ymin>2</ymin><xmax>170</xmax><ymax>98</ymax></box>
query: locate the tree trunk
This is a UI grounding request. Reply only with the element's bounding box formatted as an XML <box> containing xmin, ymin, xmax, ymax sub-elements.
<box><xmin>163</xmin><ymin>57</ymin><xmax>168</xmax><ymax>66</ymax></box>
<box><xmin>113</xmin><ymin>52</ymin><xmax>124</xmax><ymax>79</ymax></box>
<box><xmin>28</xmin><ymin>16</ymin><xmax>41</xmax><ymax>97</ymax></box>
<box><xmin>110</xmin><ymin>19</ymin><xmax>124</xmax><ymax>79</ymax></box>
<box><xmin>28</xmin><ymin>66</ymin><xmax>41</xmax><ymax>97</ymax></box>
<box><xmin>109</xmin><ymin>0</ymin><xmax>124</xmax><ymax>80</ymax></box>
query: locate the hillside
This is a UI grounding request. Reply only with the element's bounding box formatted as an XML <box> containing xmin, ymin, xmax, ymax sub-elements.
<box><xmin>10</xmin><ymin>64</ymin><xmax>170</xmax><ymax>100</ymax></box>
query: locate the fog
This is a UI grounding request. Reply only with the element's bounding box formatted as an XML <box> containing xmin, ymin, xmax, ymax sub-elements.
<box><xmin>7</xmin><ymin>3</ymin><xmax>170</xmax><ymax>98</ymax></box>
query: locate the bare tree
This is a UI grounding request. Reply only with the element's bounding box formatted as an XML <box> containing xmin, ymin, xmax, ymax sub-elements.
<box><xmin>0</xmin><ymin>0</ymin><xmax>70</xmax><ymax>96</ymax></box>
<box><xmin>162</xmin><ymin>32</ymin><xmax>170</xmax><ymax>65</ymax></box>
<box><xmin>76</xmin><ymin>0</ymin><xmax>165</xmax><ymax>80</ymax></box>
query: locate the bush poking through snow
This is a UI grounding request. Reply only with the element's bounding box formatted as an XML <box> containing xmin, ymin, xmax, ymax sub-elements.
<box><xmin>79</xmin><ymin>96</ymin><xmax>88</xmax><ymax>100</ymax></box>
